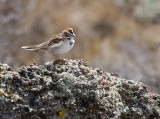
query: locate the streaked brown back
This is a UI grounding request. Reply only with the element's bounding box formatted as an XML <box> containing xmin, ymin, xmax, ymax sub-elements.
<box><xmin>48</xmin><ymin>33</ymin><xmax>64</xmax><ymax>46</ymax></box>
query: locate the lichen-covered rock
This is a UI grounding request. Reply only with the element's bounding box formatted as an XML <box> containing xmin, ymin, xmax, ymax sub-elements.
<box><xmin>0</xmin><ymin>60</ymin><xmax>159</xmax><ymax>119</ymax></box>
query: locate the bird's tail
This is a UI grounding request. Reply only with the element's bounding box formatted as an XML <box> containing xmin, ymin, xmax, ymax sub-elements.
<box><xmin>21</xmin><ymin>42</ymin><xmax>48</xmax><ymax>51</ymax></box>
<box><xmin>21</xmin><ymin>45</ymin><xmax>41</xmax><ymax>51</ymax></box>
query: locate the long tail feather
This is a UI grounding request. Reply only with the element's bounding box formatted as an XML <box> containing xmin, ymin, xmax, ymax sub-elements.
<box><xmin>21</xmin><ymin>42</ymin><xmax>48</xmax><ymax>51</ymax></box>
<box><xmin>21</xmin><ymin>45</ymin><xmax>40</xmax><ymax>51</ymax></box>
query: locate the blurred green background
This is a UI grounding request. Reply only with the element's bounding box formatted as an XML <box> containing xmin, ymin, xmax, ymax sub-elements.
<box><xmin>0</xmin><ymin>0</ymin><xmax>160</xmax><ymax>93</ymax></box>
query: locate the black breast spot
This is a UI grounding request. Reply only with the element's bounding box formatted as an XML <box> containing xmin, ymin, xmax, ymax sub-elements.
<box><xmin>69</xmin><ymin>41</ymin><xmax>73</xmax><ymax>46</ymax></box>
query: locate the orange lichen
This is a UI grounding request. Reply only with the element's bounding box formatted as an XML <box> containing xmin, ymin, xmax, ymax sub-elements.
<box><xmin>6</xmin><ymin>91</ymin><xmax>13</xmax><ymax>96</ymax></box>
<box><xmin>0</xmin><ymin>68</ymin><xmax>3</xmax><ymax>74</ymax></box>
<box><xmin>0</xmin><ymin>90</ymin><xmax>4</xmax><ymax>96</ymax></box>
<box><xmin>59</xmin><ymin>110</ymin><xmax>66</xmax><ymax>119</ymax></box>
<box><xmin>58</xmin><ymin>61</ymin><xmax>64</xmax><ymax>65</ymax></box>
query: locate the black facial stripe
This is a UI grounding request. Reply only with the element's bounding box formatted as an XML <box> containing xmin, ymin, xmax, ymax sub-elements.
<box><xmin>64</xmin><ymin>32</ymin><xmax>68</xmax><ymax>37</ymax></box>
<box><xmin>64</xmin><ymin>32</ymin><xmax>73</xmax><ymax>37</ymax></box>
<box><xmin>68</xmin><ymin>33</ymin><xmax>72</xmax><ymax>36</ymax></box>
<box><xmin>66</xmin><ymin>37</ymin><xmax>70</xmax><ymax>40</ymax></box>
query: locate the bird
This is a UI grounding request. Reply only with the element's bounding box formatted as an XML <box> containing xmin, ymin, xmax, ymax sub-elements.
<box><xmin>21</xmin><ymin>28</ymin><xmax>76</xmax><ymax>59</ymax></box>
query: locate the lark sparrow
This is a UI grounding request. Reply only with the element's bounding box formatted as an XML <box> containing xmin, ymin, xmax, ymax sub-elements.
<box><xmin>21</xmin><ymin>28</ymin><xmax>76</xmax><ymax>59</ymax></box>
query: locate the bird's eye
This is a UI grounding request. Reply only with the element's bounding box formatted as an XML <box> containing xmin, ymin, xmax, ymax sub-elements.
<box><xmin>64</xmin><ymin>32</ymin><xmax>68</xmax><ymax>37</ymax></box>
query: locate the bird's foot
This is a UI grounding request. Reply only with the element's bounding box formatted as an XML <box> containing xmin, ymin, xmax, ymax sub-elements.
<box><xmin>53</xmin><ymin>59</ymin><xmax>66</xmax><ymax>65</ymax></box>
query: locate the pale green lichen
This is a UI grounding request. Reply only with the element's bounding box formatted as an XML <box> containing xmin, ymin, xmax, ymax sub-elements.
<box><xmin>43</xmin><ymin>76</ymin><xmax>52</xmax><ymax>86</ymax></box>
<box><xmin>0</xmin><ymin>60</ymin><xmax>159</xmax><ymax>119</ymax></box>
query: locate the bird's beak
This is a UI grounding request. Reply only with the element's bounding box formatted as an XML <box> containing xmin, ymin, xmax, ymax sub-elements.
<box><xmin>72</xmin><ymin>33</ymin><xmax>76</xmax><ymax>37</ymax></box>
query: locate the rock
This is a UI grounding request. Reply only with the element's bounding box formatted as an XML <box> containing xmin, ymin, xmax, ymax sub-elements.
<box><xmin>0</xmin><ymin>59</ymin><xmax>159</xmax><ymax>119</ymax></box>
<box><xmin>112</xmin><ymin>0</ymin><xmax>160</xmax><ymax>24</ymax></box>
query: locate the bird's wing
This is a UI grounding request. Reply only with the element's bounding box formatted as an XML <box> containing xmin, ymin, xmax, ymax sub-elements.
<box><xmin>48</xmin><ymin>33</ymin><xmax>64</xmax><ymax>47</ymax></box>
<box><xmin>21</xmin><ymin>34</ymin><xmax>64</xmax><ymax>51</ymax></box>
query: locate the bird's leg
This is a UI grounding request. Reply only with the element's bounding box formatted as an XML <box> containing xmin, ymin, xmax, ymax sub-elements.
<box><xmin>54</xmin><ymin>55</ymin><xmax>60</xmax><ymax>60</ymax></box>
<box><xmin>53</xmin><ymin>55</ymin><xmax>66</xmax><ymax>65</ymax></box>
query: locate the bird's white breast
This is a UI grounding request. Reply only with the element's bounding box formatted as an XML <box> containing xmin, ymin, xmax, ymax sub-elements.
<box><xmin>49</xmin><ymin>37</ymin><xmax>75</xmax><ymax>55</ymax></box>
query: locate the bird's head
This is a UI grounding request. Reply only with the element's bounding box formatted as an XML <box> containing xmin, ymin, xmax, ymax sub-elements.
<box><xmin>62</xmin><ymin>28</ymin><xmax>76</xmax><ymax>39</ymax></box>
